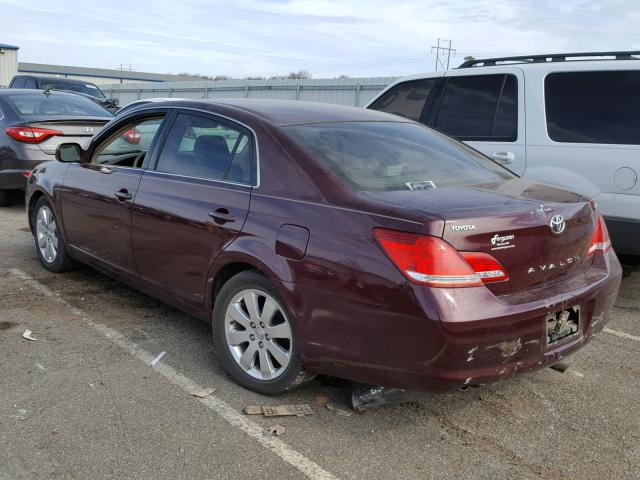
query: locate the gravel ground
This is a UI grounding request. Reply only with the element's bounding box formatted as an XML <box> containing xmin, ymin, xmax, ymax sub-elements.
<box><xmin>1</xmin><ymin>200</ymin><xmax>638</xmax><ymax>480</ymax></box>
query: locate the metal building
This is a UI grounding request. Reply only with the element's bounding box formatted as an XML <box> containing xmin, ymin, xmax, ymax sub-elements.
<box><xmin>0</xmin><ymin>43</ymin><xmax>19</xmax><ymax>87</ymax></box>
<box><xmin>16</xmin><ymin>62</ymin><xmax>200</xmax><ymax>86</ymax></box>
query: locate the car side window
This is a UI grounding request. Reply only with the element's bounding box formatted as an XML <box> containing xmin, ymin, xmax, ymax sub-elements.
<box><xmin>155</xmin><ymin>113</ymin><xmax>253</xmax><ymax>184</ymax></box>
<box><xmin>11</xmin><ymin>77</ymin><xmax>26</xmax><ymax>88</ymax></box>
<box><xmin>369</xmin><ymin>79</ymin><xmax>438</xmax><ymax>121</ymax></box>
<box><xmin>91</xmin><ymin>115</ymin><xmax>166</xmax><ymax>168</ymax></box>
<box><xmin>24</xmin><ymin>78</ymin><xmax>38</xmax><ymax>89</ymax></box>
<box><xmin>434</xmin><ymin>74</ymin><xmax>517</xmax><ymax>141</ymax></box>
<box><xmin>545</xmin><ymin>71</ymin><xmax>640</xmax><ymax>145</ymax></box>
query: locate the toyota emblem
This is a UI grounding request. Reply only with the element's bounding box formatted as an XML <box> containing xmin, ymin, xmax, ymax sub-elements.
<box><xmin>550</xmin><ymin>215</ymin><xmax>566</xmax><ymax>234</ymax></box>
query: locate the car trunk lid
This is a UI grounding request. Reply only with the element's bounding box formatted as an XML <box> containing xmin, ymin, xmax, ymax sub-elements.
<box><xmin>19</xmin><ymin>117</ymin><xmax>110</xmax><ymax>155</ymax></box>
<box><xmin>360</xmin><ymin>178</ymin><xmax>596</xmax><ymax>294</ymax></box>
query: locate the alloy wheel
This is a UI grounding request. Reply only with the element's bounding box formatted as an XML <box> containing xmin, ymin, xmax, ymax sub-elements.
<box><xmin>224</xmin><ymin>289</ymin><xmax>293</xmax><ymax>380</ymax></box>
<box><xmin>36</xmin><ymin>205</ymin><xmax>59</xmax><ymax>264</ymax></box>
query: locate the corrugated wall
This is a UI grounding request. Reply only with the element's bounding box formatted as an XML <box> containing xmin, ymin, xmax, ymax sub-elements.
<box><xmin>101</xmin><ymin>77</ymin><xmax>398</xmax><ymax>107</ymax></box>
<box><xmin>0</xmin><ymin>49</ymin><xmax>18</xmax><ymax>87</ymax></box>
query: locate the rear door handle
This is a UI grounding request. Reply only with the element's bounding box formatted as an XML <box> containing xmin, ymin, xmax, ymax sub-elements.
<box><xmin>114</xmin><ymin>189</ymin><xmax>133</xmax><ymax>202</ymax></box>
<box><xmin>208</xmin><ymin>208</ymin><xmax>236</xmax><ymax>223</ymax></box>
<box><xmin>491</xmin><ymin>151</ymin><xmax>516</xmax><ymax>164</ymax></box>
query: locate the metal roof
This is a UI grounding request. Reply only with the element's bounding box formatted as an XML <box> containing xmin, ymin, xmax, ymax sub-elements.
<box><xmin>0</xmin><ymin>43</ymin><xmax>19</xmax><ymax>50</ymax></box>
<box><xmin>17</xmin><ymin>62</ymin><xmax>199</xmax><ymax>83</ymax></box>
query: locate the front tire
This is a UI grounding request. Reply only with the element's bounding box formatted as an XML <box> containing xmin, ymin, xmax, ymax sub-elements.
<box><xmin>32</xmin><ymin>197</ymin><xmax>79</xmax><ymax>273</ymax></box>
<box><xmin>212</xmin><ymin>270</ymin><xmax>311</xmax><ymax>395</ymax></box>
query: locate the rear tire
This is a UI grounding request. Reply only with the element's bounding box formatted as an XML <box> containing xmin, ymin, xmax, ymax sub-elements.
<box><xmin>212</xmin><ymin>270</ymin><xmax>312</xmax><ymax>395</ymax></box>
<box><xmin>32</xmin><ymin>197</ymin><xmax>79</xmax><ymax>273</ymax></box>
<box><xmin>0</xmin><ymin>190</ymin><xmax>11</xmax><ymax>207</ymax></box>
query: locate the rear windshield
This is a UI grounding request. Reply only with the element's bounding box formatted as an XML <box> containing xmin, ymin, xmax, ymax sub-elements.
<box><xmin>41</xmin><ymin>80</ymin><xmax>106</xmax><ymax>98</ymax></box>
<box><xmin>5</xmin><ymin>92</ymin><xmax>112</xmax><ymax>118</ymax></box>
<box><xmin>286</xmin><ymin>121</ymin><xmax>514</xmax><ymax>191</ymax></box>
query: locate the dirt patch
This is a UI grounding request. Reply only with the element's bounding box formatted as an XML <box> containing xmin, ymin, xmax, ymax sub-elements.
<box><xmin>0</xmin><ymin>321</ymin><xmax>18</xmax><ymax>330</ymax></box>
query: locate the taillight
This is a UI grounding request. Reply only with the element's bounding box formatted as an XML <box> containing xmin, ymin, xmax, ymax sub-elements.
<box><xmin>6</xmin><ymin>126</ymin><xmax>63</xmax><ymax>143</ymax></box>
<box><xmin>460</xmin><ymin>252</ymin><xmax>509</xmax><ymax>283</ymax></box>
<box><xmin>122</xmin><ymin>129</ymin><xmax>141</xmax><ymax>144</ymax></box>
<box><xmin>587</xmin><ymin>214</ymin><xmax>611</xmax><ymax>256</ymax></box>
<box><xmin>373</xmin><ymin>228</ymin><xmax>507</xmax><ymax>287</ymax></box>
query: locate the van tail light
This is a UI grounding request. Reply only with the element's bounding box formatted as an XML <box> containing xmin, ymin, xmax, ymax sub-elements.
<box><xmin>587</xmin><ymin>214</ymin><xmax>611</xmax><ymax>256</ymax></box>
<box><xmin>373</xmin><ymin>228</ymin><xmax>509</xmax><ymax>287</ymax></box>
<box><xmin>122</xmin><ymin>129</ymin><xmax>141</xmax><ymax>144</ymax></box>
<box><xmin>6</xmin><ymin>126</ymin><xmax>63</xmax><ymax>143</ymax></box>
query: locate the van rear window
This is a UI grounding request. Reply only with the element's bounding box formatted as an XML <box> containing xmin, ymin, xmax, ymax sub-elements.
<box><xmin>545</xmin><ymin>71</ymin><xmax>640</xmax><ymax>145</ymax></box>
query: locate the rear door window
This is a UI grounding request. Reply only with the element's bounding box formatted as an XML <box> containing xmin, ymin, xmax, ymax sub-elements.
<box><xmin>24</xmin><ymin>78</ymin><xmax>38</xmax><ymax>89</ymax></box>
<box><xmin>545</xmin><ymin>71</ymin><xmax>640</xmax><ymax>145</ymax></box>
<box><xmin>434</xmin><ymin>74</ymin><xmax>517</xmax><ymax>141</ymax></box>
<box><xmin>368</xmin><ymin>79</ymin><xmax>439</xmax><ymax>121</ymax></box>
<box><xmin>155</xmin><ymin>113</ymin><xmax>253</xmax><ymax>184</ymax></box>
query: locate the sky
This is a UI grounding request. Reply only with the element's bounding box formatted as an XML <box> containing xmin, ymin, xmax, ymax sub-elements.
<box><xmin>2</xmin><ymin>0</ymin><xmax>640</xmax><ymax>78</ymax></box>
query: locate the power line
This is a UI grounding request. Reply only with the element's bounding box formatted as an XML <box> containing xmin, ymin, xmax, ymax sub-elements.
<box><xmin>430</xmin><ymin>39</ymin><xmax>456</xmax><ymax>71</ymax></box>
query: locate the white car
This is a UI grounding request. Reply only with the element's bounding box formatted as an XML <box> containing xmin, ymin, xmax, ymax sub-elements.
<box><xmin>367</xmin><ymin>51</ymin><xmax>640</xmax><ymax>256</ymax></box>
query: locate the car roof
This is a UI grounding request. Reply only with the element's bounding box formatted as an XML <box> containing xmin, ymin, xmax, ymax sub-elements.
<box><xmin>139</xmin><ymin>98</ymin><xmax>411</xmax><ymax>126</ymax></box>
<box><xmin>383</xmin><ymin>58</ymin><xmax>640</xmax><ymax>83</ymax></box>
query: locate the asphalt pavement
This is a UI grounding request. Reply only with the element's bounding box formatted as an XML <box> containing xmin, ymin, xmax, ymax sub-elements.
<box><xmin>1</xmin><ymin>201</ymin><xmax>639</xmax><ymax>480</ymax></box>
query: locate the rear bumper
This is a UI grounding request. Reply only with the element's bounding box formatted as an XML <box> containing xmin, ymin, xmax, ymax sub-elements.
<box><xmin>603</xmin><ymin>216</ymin><xmax>640</xmax><ymax>256</ymax></box>
<box><xmin>299</xmin><ymin>250</ymin><xmax>622</xmax><ymax>392</ymax></box>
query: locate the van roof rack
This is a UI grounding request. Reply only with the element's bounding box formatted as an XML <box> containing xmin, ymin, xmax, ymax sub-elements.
<box><xmin>458</xmin><ymin>51</ymin><xmax>640</xmax><ymax>68</ymax></box>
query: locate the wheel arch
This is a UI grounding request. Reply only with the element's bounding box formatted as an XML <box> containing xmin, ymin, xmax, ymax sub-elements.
<box><xmin>208</xmin><ymin>252</ymin><xmax>291</xmax><ymax>314</ymax></box>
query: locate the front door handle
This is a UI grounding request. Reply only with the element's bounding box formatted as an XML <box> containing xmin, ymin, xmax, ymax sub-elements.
<box><xmin>114</xmin><ymin>189</ymin><xmax>133</xmax><ymax>202</ymax></box>
<box><xmin>491</xmin><ymin>151</ymin><xmax>516</xmax><ymax>164</ymax></box>
<box><xmin>208</xmin><ymin>208</ymin><xmax>236</xmax><ymax>223</ymax></box>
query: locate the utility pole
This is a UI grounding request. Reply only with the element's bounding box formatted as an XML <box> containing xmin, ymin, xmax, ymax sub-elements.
<box><xmin>430</xmin><ymin>39</ymin><xmax>456</xmax><ymax>71</ymax></box>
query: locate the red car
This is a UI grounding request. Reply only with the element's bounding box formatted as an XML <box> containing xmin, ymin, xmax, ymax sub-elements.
<box><xmin>25</xmin><ymin>99</ymin><xmax>622</xmax><ymax>395</ymax></box>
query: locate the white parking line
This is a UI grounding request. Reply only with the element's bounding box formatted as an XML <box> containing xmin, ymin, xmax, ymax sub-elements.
<box><xmin>9</xmin><ymin>268</ymin><xmax>339</xmax><ymax>480</ymax></box>
<box><xmin>604</xmin><ymin>327</ymin><xmax>640</xmax><ymax>343</ymax></box>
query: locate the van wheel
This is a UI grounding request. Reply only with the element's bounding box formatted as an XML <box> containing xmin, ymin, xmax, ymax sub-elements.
<box><xmin>32</xmin><ymin>197</ymin><xmax>79</xmax><ymax>272</ymax></box>
<box><xmin>212</xmin><ymin>270</ymin><xmax>312</xmax><ymax>395</ymax></box>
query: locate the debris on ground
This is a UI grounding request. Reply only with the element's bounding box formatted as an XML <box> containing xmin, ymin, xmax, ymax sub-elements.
<box><xmin>313</xmin><ymin>394</ymin><xmax>330</xmax><ymax>406</ymax></box>
<box><xmin>550</xmin><ymin>361</ymin><xmax>570</xmax><ymax>373</ymax></box>
<box><xmin>265</xmin><ymin>425</ymin><xmax>286</xmax><ymax>437</ymax></box>
<box><xmin>192</xmin><ymin>387</ymin><xmax>216</xmax><ymax>398</ymax></box>
<box><xmin>350</xmin><ymin>383</ymin><xmax>424</xmax><ymax>411</ymax></box>
<box><xmin>244</xmin><ymin>404</ymin><xmax>313</xmax><ymax>417</ymax></box>
<box><xmin>326</xmin><ymin>403</ymin><xmax>354</xmax><ymax>417</ymax></box>
<box><xmin>150</xmin><ymin>351</ymin><xmax>166</xmax><ymax>366</ymax></box>
<box><xmin>22</xmin><ymin>329</ymin><xmax>37</xmax><ymax>341</ymax></box>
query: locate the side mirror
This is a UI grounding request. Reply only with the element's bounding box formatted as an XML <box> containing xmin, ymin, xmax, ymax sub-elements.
<box><xmin>56</xmin><ymin>143</ymin><xmax>83</xmax><ymax>163</ymax></box>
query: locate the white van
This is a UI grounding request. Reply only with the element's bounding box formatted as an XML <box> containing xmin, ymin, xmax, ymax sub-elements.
<box><xmin>367</xmin><ymin>52</ymin><xmax>640</xmax><ymax>255</ymax></box>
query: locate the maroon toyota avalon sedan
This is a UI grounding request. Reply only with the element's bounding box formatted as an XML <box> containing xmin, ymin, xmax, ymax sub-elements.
<box><xmin>25</xmin><ymin>99</ymin><xmax>621</xmax><ymax>395</ymax></box>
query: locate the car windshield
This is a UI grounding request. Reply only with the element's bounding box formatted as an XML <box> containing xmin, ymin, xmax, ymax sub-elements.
<box><xmin>42</xmin><ymin>80</ymin><xmax>106</xmax><ymax>98</ymax></box>
<box><xmin>285</xmin><ymin>121</ymin><xmax>515</xmax><ymax>191</ymax></box>
<box><xmin>5</xmin><ymin>92</ymin><xmax>113</xmax><ymax>117</ymax></box>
